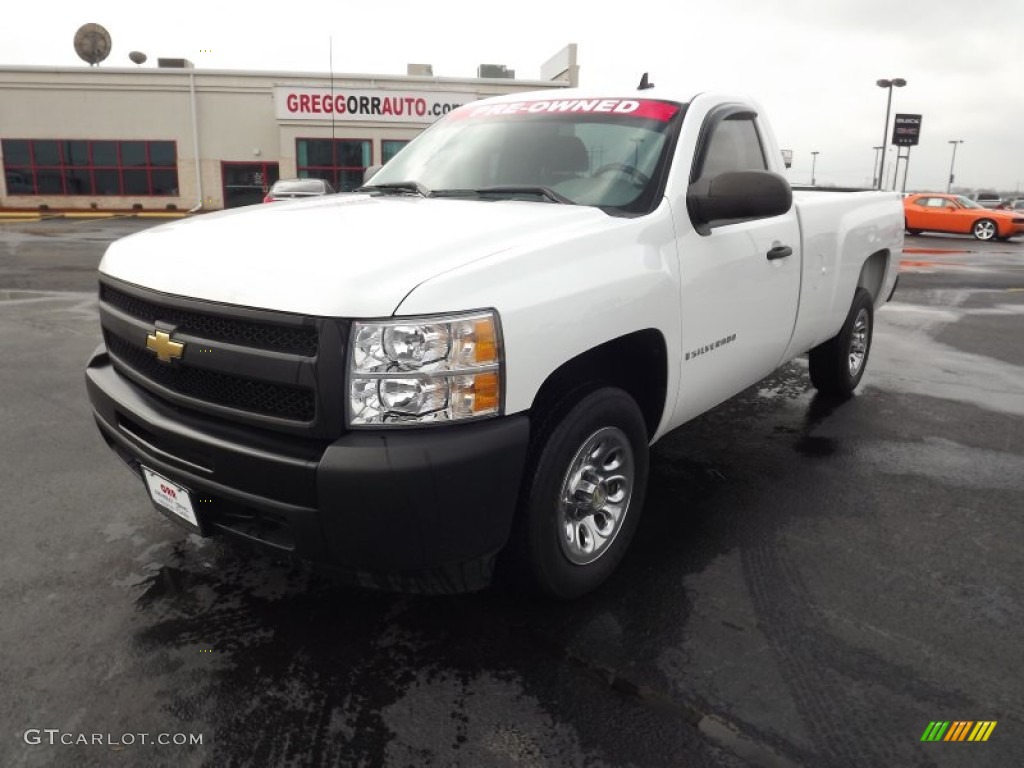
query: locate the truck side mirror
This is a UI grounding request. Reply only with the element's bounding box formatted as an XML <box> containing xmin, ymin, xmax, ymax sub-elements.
<box><xmin>686</xmin><ymin>170</ymin><xmax>793</xmax><ymax>235</ymax></box>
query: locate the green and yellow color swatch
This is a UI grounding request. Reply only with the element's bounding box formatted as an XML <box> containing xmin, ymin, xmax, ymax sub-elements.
<box><xmin>920</xmin><ymin>721</ymin><xmax>997</xmax><ymax>742</ymax></box>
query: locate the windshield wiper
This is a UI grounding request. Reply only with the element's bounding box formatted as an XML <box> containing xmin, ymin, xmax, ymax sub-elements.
<box><xmin>357</xmin><ymin>181</ymin><xmax>432</xmax><ymax>197</ymax></box>
<box><xmin>432</xmin><ymin>186</ymin><xmax>574</xmax><ymax>205</ymax></box>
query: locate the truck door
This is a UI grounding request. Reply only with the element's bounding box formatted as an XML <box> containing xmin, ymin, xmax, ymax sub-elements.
<box><xmin>669</xmin><ymin>107</ymin><xmax>801</xmax><ymax>424</ymax></box>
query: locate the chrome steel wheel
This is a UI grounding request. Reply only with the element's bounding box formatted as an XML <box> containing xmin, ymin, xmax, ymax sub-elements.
<box><xmin>557</xmin><ymin>426</ymin><xmax>635</xmax><ymax>565</ymax></box>
<box><xmin>848</xmin><ymin>308</ymin><xmax>870</xmax><ymax>378</ymax></box>
<box><xmin>973</xmin><ymin>219</ymin><xmax>997</xmax><ymax>241</ymax></box>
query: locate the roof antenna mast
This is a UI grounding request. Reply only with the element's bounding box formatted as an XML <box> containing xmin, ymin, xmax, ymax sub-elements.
<box><xmin>637</xmin><ymin>72</ymin><xmax>654</xmax><ymax>90</ymax></box>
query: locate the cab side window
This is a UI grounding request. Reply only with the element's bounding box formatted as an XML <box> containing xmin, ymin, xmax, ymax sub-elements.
<box><xmin>687</xmin><ymin>110</ymin><xmax>782</xmax><ymax>235</ymax></box>
<box><xmin>696</xmin><ymin>116</ymin><xmax>768</xmax><ymax>180</ymax></box>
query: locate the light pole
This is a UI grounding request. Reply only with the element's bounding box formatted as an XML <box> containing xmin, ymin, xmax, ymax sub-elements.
<box><xmin>947</xmin><ymin>140</ymin><xmax>964</xmax><ymax>193</ymax></box>
<box><xmin>876</xmin><ymin>78</ymin><xmax>906</xmax><ymax>190</ymax></box>
<box><xmin>901</xmin><ymin>146</ymin><xmax>913</xmax><ymax>193</ymax></box>
<box><xmin>886</xmin><ymin>147</ymin><xmax>898</xmax><ymax>191</ymax></box>
<box><xmin>872</xmin><ymin>146</ymin><xmax>884</xmax><ymax>188</ymax></box>
<box><xmin>811</xmin><ymin>151</ymin><xmax>819</xmax><ymax>186</ymax></box>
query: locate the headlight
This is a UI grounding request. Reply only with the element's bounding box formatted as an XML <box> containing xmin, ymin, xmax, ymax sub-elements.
<box><xmin>348</xmin><ymin>310</ymin><xmax>502</xmax><ymax>426</ymax></box>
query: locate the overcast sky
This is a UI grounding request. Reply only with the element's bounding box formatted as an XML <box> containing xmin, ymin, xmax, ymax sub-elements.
<box><xmin>4</xmin><ymin>0</ymin><xmax>1023</xmax><ymax>193</ymax></box>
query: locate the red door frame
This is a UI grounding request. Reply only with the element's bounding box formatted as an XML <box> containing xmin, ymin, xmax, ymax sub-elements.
<box><xmin>220</xmin><ymin>161</ymin><xmax>280</xmax><ymax>207</ymax></box>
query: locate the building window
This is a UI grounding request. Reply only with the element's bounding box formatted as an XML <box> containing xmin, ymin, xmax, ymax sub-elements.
<box><xmin>382</xmin><ymin>140</ymin><xmax>409</xmax><ymax>164</ymax></box>
<box><xmin>1</xmin><ymin>139</ymin><xmax>178</xmax><ymax>196</ymax></box>
<box><xmin>296</xmin><ymin>138</ymin><xmax>371</xmax><ymax>192</ymax></box>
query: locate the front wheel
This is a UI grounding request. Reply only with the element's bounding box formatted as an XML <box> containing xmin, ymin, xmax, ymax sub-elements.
<box><xmin>511</xmin><ymin>388</ymin><xmax>649</xmax><ymax>599</ymax></box>
<box><xmin>808</xmin><ymin>287</ymin><xmax>874</xmax><ymax>396</ymax></box>
<box><xmin>973</xmin><ymin>219</ymin><xmax>997</xmax><ymax>241</ymax></box>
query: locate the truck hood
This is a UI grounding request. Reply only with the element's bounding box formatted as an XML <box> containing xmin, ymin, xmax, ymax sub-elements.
<box><xmin>100</xmin><ymin>194</ymin><xmax>611</xmax><ymax>317</ymax></box>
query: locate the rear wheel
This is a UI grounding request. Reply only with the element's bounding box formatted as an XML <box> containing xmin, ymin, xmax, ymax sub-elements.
<box><xmin>808</xmin><ymin>288</ymin><xmax>874</xmax><ymax>396</ymax></box>
<box><xmin>509</xmin><ymin>387</ymin><xmax>649</xmax><ymax>599</ymax></box>
<box><xmin>904</xmin><ymin>219</ymin><xmax>922</xmax><ymax>236</ymax></box>
<box><xmin>972</xmin><ymin>219</ymin><xmax>997</xmax><ymax>241</ymax></box>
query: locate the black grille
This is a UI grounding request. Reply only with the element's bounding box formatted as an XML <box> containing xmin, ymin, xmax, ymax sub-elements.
<box><xmin>100</xmin><ymin>284</ymin><xmax>319</xmax><ymax>357</ymax></box>
<box><xmin>105</xmin><ymin>331</ymin><xmax>316</xmax><ymax>422</ymax></box>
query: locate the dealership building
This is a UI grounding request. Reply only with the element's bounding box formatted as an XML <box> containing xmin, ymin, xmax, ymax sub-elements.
<box><xmin>0</xmin><ymin>47</ymin><xmax>577</xmax><ymax>211</ymax></box>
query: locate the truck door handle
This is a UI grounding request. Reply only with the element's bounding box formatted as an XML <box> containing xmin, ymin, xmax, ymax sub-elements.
<box><xmin>767</xmin><ymin>245</ymin><xmax>792</xmax><ymax>260</ymax></box>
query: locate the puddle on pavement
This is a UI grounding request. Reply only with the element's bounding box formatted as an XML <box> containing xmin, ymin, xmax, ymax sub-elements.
<box><xmin>0</xmin><ymin>290</ymin><xmax>54</xmax><ymax>301</ymax></box>
<box><xmin>0</xmin><ymin>290</ymin><xmax>95</xmax><ymax>305</ymax></box>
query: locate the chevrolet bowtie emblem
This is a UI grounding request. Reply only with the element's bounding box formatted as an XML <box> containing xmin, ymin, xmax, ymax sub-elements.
<box><xmin>146</xmin><ymin>329</ymin><xmax>185</xmax><ymax>363</ymax></box>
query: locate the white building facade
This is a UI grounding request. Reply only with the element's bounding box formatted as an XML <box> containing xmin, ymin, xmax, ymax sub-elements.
<box><xmin>0</xmin><ymin>60</ymin><xmax>572</xmax><ymax>211</ymax></box>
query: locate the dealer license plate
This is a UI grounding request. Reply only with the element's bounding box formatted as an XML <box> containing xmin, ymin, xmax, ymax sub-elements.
<box><xmin>141</xmin><ymin>467</ymin><xmax>200</xmax><ymax>532</ymax></box>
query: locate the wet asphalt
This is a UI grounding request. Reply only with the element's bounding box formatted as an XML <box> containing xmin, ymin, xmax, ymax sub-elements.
<box><xmin>1</xmin><ymin>220</ymin><xmax>1022</xmax><ymax>767</ymax></box>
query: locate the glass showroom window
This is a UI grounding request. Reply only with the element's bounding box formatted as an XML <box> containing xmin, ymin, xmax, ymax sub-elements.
<box><xmin>382</xmin><ymin>140</ymin><xmax>409</xmax><ymax>164</ymax></box>
<box><xmin>1</xmin><ymin>139</ymin><xmax>178</xmax><ymax>196</ymax></box>
<box><xmin>296</xmin><ymin>139</ymin><xmax>371</xmax><ymax>192</ymax></box>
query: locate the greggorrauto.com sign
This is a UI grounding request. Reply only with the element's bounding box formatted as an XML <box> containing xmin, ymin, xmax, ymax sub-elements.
<box><xmin>274</xmin><ymin>87</ymin><xmax>472</xmax><ymax>123</ymax></box>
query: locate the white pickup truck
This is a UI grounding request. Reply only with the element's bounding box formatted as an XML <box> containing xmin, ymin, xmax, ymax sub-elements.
<box><xmin>86</xmin><ymin>84</ymin><xmax>902</xmax><ymax>598</ymax></box>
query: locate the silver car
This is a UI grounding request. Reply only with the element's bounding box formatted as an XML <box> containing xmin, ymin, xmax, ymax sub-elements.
<box><xmin>263</xmin><ymin>178</ymin><xmax>335</xmax><ymax>203</ymax></box>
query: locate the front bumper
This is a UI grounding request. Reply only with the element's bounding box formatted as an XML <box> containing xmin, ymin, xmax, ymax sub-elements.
<box><xmin>85</xmin><ymin>344</ymin><xmax>530</xmax><ymax>592</ymax></box>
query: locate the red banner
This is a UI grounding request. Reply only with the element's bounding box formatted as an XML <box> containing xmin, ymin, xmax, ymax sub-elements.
<box><xmin>458</xmin><ymin>98</ymin><xmax>679</xmax><ymax>122</ymax></box>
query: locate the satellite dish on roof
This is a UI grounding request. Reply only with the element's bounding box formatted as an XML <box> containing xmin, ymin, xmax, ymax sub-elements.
<box><xmin>129</xmin><ymin>51</ymin><xmax>147</xmax><ymax>66</ymax></box>
<box><xmin>73</xmin><ymin>23</ymin><xmax>112</xmax><ymax>66</ymax></box>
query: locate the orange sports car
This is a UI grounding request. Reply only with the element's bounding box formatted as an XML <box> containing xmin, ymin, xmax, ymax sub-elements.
<box><xmin>903</xmin><ymin>193</ymin><xmax>1024</xmax><ymax>241</ymax></box>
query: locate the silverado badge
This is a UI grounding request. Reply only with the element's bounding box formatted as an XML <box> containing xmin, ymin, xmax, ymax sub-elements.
<box><xmin>146</xmin><ymin>329</ymin><xmax>184</xmax><ymax>363</ymax></box>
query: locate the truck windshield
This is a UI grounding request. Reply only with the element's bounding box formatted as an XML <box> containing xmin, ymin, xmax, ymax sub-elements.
<box><xmin>365</xmin><ymin>97</ymin><xmax>685</xmax><ymax>215</ymax></box>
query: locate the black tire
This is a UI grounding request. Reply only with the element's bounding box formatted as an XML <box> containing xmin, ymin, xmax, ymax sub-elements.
<box><xmin>508</xmin><ymin>387</ymin><xmax>649</xmax><ymax>599</ymax></box>
<box><xmin>808</xmin><ymin>287</ymin><xmax>874</xmax><ymax>396</ymax></box>
<box><xmin>904</xmin><ymin>219</ymin><xmax>922</xmax><ymax>236</ymax></box>
<box><xmin>972</xmin><ymin>219</ymin><xmax>997</xmax><ymax>241</ymax></box>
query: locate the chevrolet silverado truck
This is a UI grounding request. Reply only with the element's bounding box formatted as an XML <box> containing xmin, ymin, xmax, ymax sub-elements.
<box><xmin>85</xmin><ymin>84</ymin><xmax>903</xmax><ymax>598</ymax></box>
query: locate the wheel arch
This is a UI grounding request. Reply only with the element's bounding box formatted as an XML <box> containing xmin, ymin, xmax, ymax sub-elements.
<box><xmin>528</xmin><ymin>329</ymin><xmax>668</xmax><ymax>441</ymax></box>
<box><xmin>857</xmin><ymin>249</ymin><xmax>890</xmax><ymax>306</ymax></box>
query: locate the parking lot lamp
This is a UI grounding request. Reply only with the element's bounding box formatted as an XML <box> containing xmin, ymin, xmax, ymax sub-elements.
<box><xmin>875</xmin><ymin>78</ymin><xmax>906</xmax><ymax>190</ymax></box>
<box><xmin>947</xmin><ymin>140</ymin><xmax>964</xmax><ymax>193</ymax></box>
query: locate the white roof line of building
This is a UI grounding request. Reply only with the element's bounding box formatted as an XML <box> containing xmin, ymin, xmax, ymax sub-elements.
<box><xmin>0</xmin><ymin>64</ymin><xmax>564</xmax><ymax>86</ymax></box>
